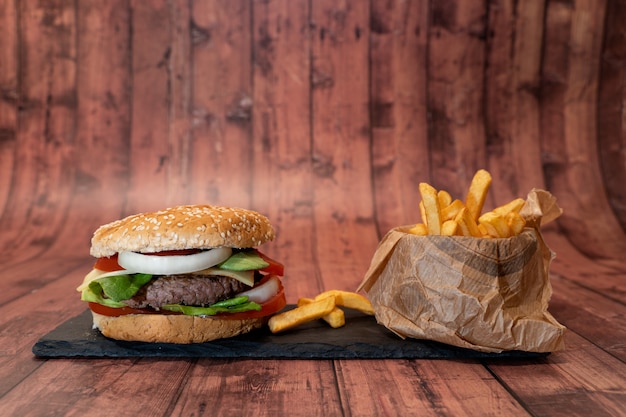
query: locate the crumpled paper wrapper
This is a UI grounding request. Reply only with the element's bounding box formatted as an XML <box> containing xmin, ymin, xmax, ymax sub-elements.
<box><xmin>358</xmin><ymin>189</ymin><xmax>566</xmax><ymax>353</ymax></box>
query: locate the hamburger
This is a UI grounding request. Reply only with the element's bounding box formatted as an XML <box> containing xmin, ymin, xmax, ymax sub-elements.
<box><xmin>76</xmin><ymin>205</ymin><xmax>286</xmax><ymax>343</ymax></box>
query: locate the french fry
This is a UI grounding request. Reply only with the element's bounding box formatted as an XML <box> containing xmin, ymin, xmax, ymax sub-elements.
<box><xmin>455</xmin><ymin>207</ymin><xmax>482</xmax><ymax>237</ymax></box>
<box><xmin>412</xmin><ymin>170</ymin><xmax>528</xmax><ymax>239</ymax></box>
<box><xmin>314</xmin><ymin>290</ymin><xmax>375</xmax><ymax>316</ymax></box>
<box><xmin>408</xmin><ymin>223</ymin><xmax>428</xmax><ymax>236</ymax></box>
<box><xmin>477</xmin><ymin>223</ymin><xmax>491</xmax><ymax>237</ymax></box>
<box><xmin>298</xmin><ymin>297</ymin><xmax>345</xmax><ymax>328</ymax></box>
<box><xmin>269</xmin><ymin>290</ymin><xmax>374</xmax><ymax>334</ymax></box>
<box><xmin>441</xmin><ymin>219</ymin><xmax>459</xmax><ymax>236</ymax></box>
<box><xmin>465</xmin><ymin>169</ymin><xmax>492</xmax><ymax>221</ymax></box>
<box><xmin>419</xmin><ymin>182</ymin><xmax>442</xmax><ymax>235</ymax></box>
<box><xmin>506</xmin><ymin>211</ymin><xmax>526</xmax><ymax>235</ymax></box>
<box><xmin>441</xmin><ymin>199</ymin><xmax>465</xmax><ymax>221</ymax></box>
<box><xmin>268</xmin><ymin>297</ymin><xmax>336</xmax><ymax>333</ymax></box>
<box><xmin>478</xmin><ymin>212</ymin><xmax>510</xmax><ymax>238</ymax></box>
<box><xmin>492</xmin><ymin>198</ymin><xmax>525</xmax><ymax>217</ymax></box>
<box><xmin>438</xmin><ymin>190</ymin><xmax>452</xmax><ymax>208</ymax></box>
<box><xmin>297</xmin><ymin>297</ymin><xmax>314</xmax><ymax>307</ymax></box>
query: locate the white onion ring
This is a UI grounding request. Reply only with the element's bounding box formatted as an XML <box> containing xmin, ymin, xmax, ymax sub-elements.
<box><xmin>118</xmin><ymin>247</ymin><xmax>232</xmax><ymax>275</ymax></box>
<box><xmin>238</xmin><ymin>276</ymin><xmax>280</xmax><ymax>303</ymax></box>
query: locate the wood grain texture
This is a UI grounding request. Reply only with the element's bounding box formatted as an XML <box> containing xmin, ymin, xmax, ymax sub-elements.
<box><xmin>0</xmin><ymin>0</ymin><xmax>77</xmax><ymax>264</ymax></box>
<box><xmin>541</xmin><ymin>0</ymin><xmax>626</xmax><ymax>259</ymax></box>
<box><xmin>311</xmin><ymin>0</ymin><xmax>380</xmax><ymax>291</ymax></box>
<box><xmin>169</xmin><ymin>359</ymin><xmax>342</xmax><ymax>416</ymax></box>
<box><xmin>51</xmin><ymin>0</ymin><xmax>133</xmax><ymax>256</ymax></box>
<box><xmin>598</xmin><ymin>0</ymin><xmax>626</xmax><ymax>230</ymax></box>
<box><xmin>0</xmin><ymin>0</ymin><xmax>18</xmax><ymax>219</ymax></box>
<box><xmin>485</xmin><ymin>0</ymin><xmax>547</xmax><ymax>203</ymax></box>
<box><xmin>251</xmin><ymin>0</ymin><xmax>317</xmax><ymax>302</ymax></box>
<box><xmin>189</xmin><ymin>0</ymin><xmax>254</xmax><ymax>209</ymax></box>
<box><xmin>370</xmin><ymin>0</ymin><xmax>430</xmax><ymax>236</ymax></box>
<box><xmin>126</xmin><ymin>0</ymin><xmax>188</xmax><ymax>213</ymax></box>
<box><xmin>0</xmin><ymin>1</ymin><xmax>625</xmax><ymax>416</ymax></box>
<box><xmin>428</xmin><ymin>0</ymin><xmax>489</xmax><ymax>198</ymax></box>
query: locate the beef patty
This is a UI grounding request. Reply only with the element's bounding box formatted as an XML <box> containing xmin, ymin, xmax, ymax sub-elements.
<box><xmin>124</xmin><ymin>274</ymin><xmax>248</xmax><ymax>309</ymax></box>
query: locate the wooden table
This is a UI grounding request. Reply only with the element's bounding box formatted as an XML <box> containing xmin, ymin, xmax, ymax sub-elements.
<box><xmin>1</xmin><ymin>0</ymin><xmax>626</xmax><ymax>415</ymax></box>
<box><xmin>1</xmin><ymin>222</ymin><xmax>624</xmax><ymax>416</ymax></box>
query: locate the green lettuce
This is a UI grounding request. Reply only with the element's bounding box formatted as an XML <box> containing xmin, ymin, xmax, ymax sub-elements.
<box><xmin>81</xmin><ymin>273</ymin><xmax>152</xmax><ymax>307</ymax></box>
<box><xmin>161</xmin><ymin>296</ymin><xmax>261</xmax><ymax>316</ymax></box>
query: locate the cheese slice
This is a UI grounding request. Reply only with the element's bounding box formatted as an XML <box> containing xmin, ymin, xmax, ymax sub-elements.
<box><xmin>194</xmin><ymin>268</ymin><xmax>255</xmax><ymax>287</ymax></box>
<box><xmin>76</xmin><ymin>268</ymin><xmax>133</xmax><ymax>292</ymax></box>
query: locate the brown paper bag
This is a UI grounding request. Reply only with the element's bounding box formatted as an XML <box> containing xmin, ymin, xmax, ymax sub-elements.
<box><xmin>358</xmin><ymin>189</ymin><xmax>566</xmax><ymax>353</ymax></box>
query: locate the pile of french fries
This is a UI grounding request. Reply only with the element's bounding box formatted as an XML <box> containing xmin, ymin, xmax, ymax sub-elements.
<box><xmin>409</xmin><ymin>169</ymin><xmax>527</xmax><ymax>238</ymax></box>
<box><xmin>268</xmin><ymin>290</ymin><xmax>374</xmax><ymax>334</ymax></box>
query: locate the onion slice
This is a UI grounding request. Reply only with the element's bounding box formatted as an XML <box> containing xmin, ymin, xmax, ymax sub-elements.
<box><xmin>237</xmin><ymin>275</ymin><xmax>280</xmax><ymax>304</ymax></box>
<box><xmin>118</xmin><ymin>247</ymin><xmax>232</xmax><ymax>275</ymax></box>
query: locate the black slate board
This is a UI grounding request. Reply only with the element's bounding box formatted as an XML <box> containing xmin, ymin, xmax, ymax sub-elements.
<box><xmin>32</xmin><ymin>307</ymin><xmax>549</xmax><ymax>360</ymax></box>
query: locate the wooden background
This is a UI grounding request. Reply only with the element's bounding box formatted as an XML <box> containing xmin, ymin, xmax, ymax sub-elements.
<box><xmin>1</xmin><ymin>0</ymin><xmax>626</xmax><ymax>415</ymax></box>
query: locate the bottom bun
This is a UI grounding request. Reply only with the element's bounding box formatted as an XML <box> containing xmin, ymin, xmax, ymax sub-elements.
<box><xmin>91</xmin><ymin>311</ymin><xmax>265</xmax><ymax>344</ymax></box>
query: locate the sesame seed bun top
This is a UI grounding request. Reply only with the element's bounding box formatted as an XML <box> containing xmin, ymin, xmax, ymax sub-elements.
<box><xmin>90</xmin><ymin>205</ymin><xmax>275</xmax><ymax>258</ymax></box>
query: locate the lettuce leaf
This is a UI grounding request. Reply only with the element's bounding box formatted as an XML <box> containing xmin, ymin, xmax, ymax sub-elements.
<box><xmin>81</xmin><ymin>286</ymin><xmax>126</xmax><ymax>308</ymax></box>
<box><xmin>161</xmin><ymin>296</ymin><xmax>261</xmax><ymax>316</ymax></box>
<box><xmin>81</xmin><ymin>273</ymin><xmax>153</xmax><ymax>307</ymax></box>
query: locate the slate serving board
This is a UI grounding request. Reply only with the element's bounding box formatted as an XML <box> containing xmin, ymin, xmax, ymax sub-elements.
<box><xmin>32</xmin><ymin>307</ymin><xmax>549</xmax><ymax>360</ymax></box>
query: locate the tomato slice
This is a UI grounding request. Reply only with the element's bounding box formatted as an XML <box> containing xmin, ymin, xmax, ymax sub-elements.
<box><xmin>257</xmin><ymin>250</ymin><xmax>285</xmax><ymax>276</ymax></box>
<box><xmin>93</xmin><ymin>255</ymin><xmax>124</xmax><ymax>272</ymax></box>
<box><xmin>88</xmin><ymin>275</ymin><xmax>287</xmax><ymax>319</ymax></box>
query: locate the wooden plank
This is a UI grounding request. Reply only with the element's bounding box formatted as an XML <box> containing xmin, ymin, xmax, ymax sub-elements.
<box><xmin>0</xmin><ymin>256</ymin><xmax>87</xmax><ymax>306</ymax></box>
<box><xmin>310</xmin><ymin>0</ymin><xmax>379</xmax><ymax>292</ymax></box>
<box><xmin>427</xmin><ymin>0</ymin><xmax>489</xmax><ymax>198</ymax></box>
<box><xmin>370</xmin><ymin>0</ymin><xmax>430</xmax><ymax>236</ymax></box>
<box><xmin>50</xmin><ymin>0</ymin><xmax>133</xmax><ymax>255</ymax></box>
<box><xmin>597</xmin><ymin>0</ymin><xmax>626</xmax><ymax>229</ymax></box>
<box><xmin>189</xmin><ymin>0</ymin><xmax>253</xmax><ymax>208</ymax></box>
<box><xmin>0</xmin><ymin>0</ymin><xmax>18</xmax><ymax>217</ymax></box>
<box><xmin>0</xmin><ymin>358</ymin><xmax>193</xmax><ymax>417</ymax></box>
<box><xmin>125</xmin><ymin>0</ymin><xmax>192</xmax><ymax>214</ymax></box>
<box><xmin>549</xmin><ymin>274</ymin><xmax>626</xmax><ymax>362</ymax></box>
<box><xmin>335</xmin><ymin>359</ymin><xmax>529</xmax><ymax>416</ymax></box>
<box><xmin>167</xmin><ymin>0</ymin><xmax>194</xmax><ymax>207</ymax></box>
<box><xmin>250</xmin><ymin>0</ymin><xmax>317</xmax><ymax>302</ymax></box>
<box><xmin>545</xmin><ymin>229</ymin><xmax>626</xmax><ymax>303</ymax></box>
<box><xmin>487</xmin><ymin>331</ymin><xmax>626</xmax><ymax>416</ymax></box>
<box><xmin>0</xmin><ymin>0</ymin><xmax>77</xmax><ymax>264</ymax></box>
<box><xmin>485</xmin><ymin>0</ymin><xmax>547</xmax><ymax>204</ymax></box>
<box><xmin>0</xmin><ymin>263</ymin><xmax>90</xmax><ymax>398</ymax></box>
<box><xmin>169</xmin><ymin>359</ymin><xmax>342</xmax><ymax>415</ymax></box>
<box><xmin>541</xmin><ymin>0</ymin><xmax>626</xmax><ymax>259</ymax></box>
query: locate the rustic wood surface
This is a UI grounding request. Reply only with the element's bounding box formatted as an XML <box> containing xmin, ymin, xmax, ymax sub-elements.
<box><xmin>1</xmin><ymin>0</ymin><xmax>625</xmax><ymax>416</ymax></box>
